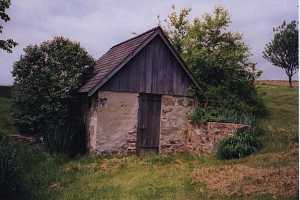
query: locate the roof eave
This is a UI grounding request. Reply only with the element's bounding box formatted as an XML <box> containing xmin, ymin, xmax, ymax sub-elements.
<box><xmin>87</xmin><ymin>31</ymin><xmax>159</xmax><ymax>97</ymax></box>
<box><xmin>86</xmin><ymin>26</ymin><xmax>201</xmax><ymax>96</ymax></box>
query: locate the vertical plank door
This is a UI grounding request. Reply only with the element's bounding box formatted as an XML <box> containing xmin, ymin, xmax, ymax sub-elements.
<box><xmin>137</xmin><ymin>93</ymin><xmax>161</xmax><ymax>154</ymax></box>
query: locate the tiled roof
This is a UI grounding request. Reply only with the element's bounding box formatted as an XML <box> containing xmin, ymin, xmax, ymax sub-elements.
<box><xmin>79</xmin><ymin>27</ymin><xmax>159</xmax><ymax>93</ymax></box>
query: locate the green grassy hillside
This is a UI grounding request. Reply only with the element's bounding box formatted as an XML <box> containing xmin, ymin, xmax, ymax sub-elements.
<box><xmin>0</xmin><ymin>85</ymin><xmax>298</xmax><ymax>200</ymax></box>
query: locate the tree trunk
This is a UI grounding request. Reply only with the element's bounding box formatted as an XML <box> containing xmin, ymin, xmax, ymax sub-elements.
<box><xmin>288</xmin><ymin>75</ymin><xmax>293</xmax><ymax>88</ymax></box>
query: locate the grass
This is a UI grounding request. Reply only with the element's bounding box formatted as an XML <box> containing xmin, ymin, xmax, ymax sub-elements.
<box><xmin>48</xmin><ymin>154</ymin><xmax>227</xmax><ymax>200</ymax></box>
<box><xmin>0</xmin><ymin>85</ymin><xmax>298</xmax><ymax>200</ymax></box>
<box><xmin>256</xmin><ymin>85</ymin><xmax>298</xmax><ymax>153</ymax></box>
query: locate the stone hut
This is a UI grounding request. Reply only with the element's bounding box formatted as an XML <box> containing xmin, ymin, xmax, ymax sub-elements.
<box><xmin>79</xmin><ymin>26</ymin><xmax>246</xmax><ymax>155</ymax></box>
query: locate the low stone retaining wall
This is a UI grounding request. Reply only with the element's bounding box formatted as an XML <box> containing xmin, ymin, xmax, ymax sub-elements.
<box><xmin>159</xmin><ymin>95</ymin><xmax>249</xmax><ymax>154</ymax></box>
<box><xmin>160</xmin><ymin>122</ymin><xmax>249</xmax><ymax>154</ymax></box>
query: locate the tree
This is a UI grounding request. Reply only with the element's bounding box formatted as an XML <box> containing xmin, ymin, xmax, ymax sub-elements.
<box><xmin>159</xmin><ymin>5</ymin><xmax>191</xmax><ymax>54</ymax></box>
<box><xmin>162</xmin><ymin>6</ymin><xmax>264</xmax><ymax>117</ymax></box>
<box><xmin>0</xmin><ymin>0</ymin><xmax>17</xmax><ymax>53</ymax></box>
<box><xmin>263</xmin><ymin>20</ymin><xmax>298</xmax><ymax>87</ymax></box>
<box><xmin>12</xmin><ymin>37</ymin><xmax>95</xmax><ymax>153</ymax></box>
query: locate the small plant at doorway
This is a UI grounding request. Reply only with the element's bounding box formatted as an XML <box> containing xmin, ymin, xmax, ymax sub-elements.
<box><xmin>216</xmin><ymin>129</ymin><xmax>262</xmax><ymax>160</ymax></box>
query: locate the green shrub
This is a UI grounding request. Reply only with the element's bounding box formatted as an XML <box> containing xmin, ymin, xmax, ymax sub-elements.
<box><xmin>14</xmin><ymin>144</ymin><xmax>62</xmax><ymax>200</ymax></box>
<box><xmin>42</xmin><ymin>109</ymin><xmax>86</xmax><ymax>156</ymax></box>
<box><xmin>216</xmin><ymin>130</ymin><xmax>262</xmax><ymax>160</ymax></box>
<box><xmin>0</xmin><ymin>136</ymin><xmax>18</xmax><ymax>198</ymax></box>
<box><xmin>0</xmin><ymin>136</ymin><xmax>30</xmax><ymax>199</ymax></box>
<box><xmin>190</xmin><ymin>106</ymin><xmax>257</xmax><ymax>125</ymax></box>
<box><xmin>12</xmin><ymin>37</ymin><xmax>94</xmax><ymax>154</ymax></box>
<box><xmin>0</xmin><ymin>133</ymin><xmax>61</xmax><ymax>200</ymax></box>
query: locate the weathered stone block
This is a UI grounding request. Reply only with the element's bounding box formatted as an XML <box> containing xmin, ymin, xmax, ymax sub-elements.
<box><xmin>163</xmin><ymin>96</ymin><xmax>176</xmax><ymax>106</ymax></box>
<box><xmin>159</xmin><ymin>95</ymin><xmax>249</xmax><ymax>154</ymax></box>
<box><xmin>86</xmin><ymin>92</ymin><xmax>249</xmax><ymax>155</ymax></box>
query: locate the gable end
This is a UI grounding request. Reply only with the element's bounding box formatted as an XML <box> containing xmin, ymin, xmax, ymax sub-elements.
<box><xmin>84</xmin><ymin>27</ymin><xmax>200</xmax><ymax>96</ymax></box>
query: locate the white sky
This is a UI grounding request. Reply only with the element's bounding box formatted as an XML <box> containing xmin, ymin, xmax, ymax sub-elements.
<box><xmin>0</xmin><ymin>0</ymin><xmax>298</xmax><ymax>85</ymax></box>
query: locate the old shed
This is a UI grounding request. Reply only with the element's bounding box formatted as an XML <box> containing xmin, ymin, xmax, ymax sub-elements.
<box><xmin>79</xmin><ymin>26</ymin><xmax>200</xmax><ymax>154</ymax></box>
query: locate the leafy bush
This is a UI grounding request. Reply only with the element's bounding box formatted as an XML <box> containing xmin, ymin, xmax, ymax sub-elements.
<box><xmin>12</xmin><ymin>37</ymin><xmax>94</xmax><ymax>154</ymax></box>
<box><xmin>190</xmin><ymin>106</ymin><xmax>257</xmax><ymax>125</ymax></box>
<box><xmin>0</xmin><ymin>136</ymin><xmax>20</xmax><ymax>199</ymax></box>
<box><xmin>43</xmin><ymin>113</ymin><xmax>86</xmax><ymax>155</ymax></box>
<box><xmin>14</xmin><ymin>143</ymin><xmax>62</xmax><ymax>200</ymax></box>
<box><xmin>0</xmin><ymin>97</ymin><xmax>16</xmax><ymax>135</ymax></box>
<box><xmin>216</xmin><ymin>130</ymin><xmax>262</xmax><ymax>160</ymax></box>
<box><xmin>163</xmin><ymin>7</ymin><xmax>267</xmax><ymax>120</ymax></box>
<box><xmin>0</xmin><ymin>133</ymin><xmax>62</xmax><ymax>200</ymax></box>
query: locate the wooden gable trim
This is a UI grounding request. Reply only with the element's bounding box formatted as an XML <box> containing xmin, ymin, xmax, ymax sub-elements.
<box><xmin>156</xmin><ymin>30</ymin><xmax>201</xmax><ymax>91</ymax></box>
<box><xmin>87</xmin><ymin>32</ymin><xmax>158</xmax><ymax>96</ymax></box>
<box><xmin>88</xmin><ymin>27</ymin><xmax>200</xmax><ymax>96</ymax></box>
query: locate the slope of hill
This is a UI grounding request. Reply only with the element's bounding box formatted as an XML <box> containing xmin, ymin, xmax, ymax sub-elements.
<box><xmin>0</xmin><ymin>85</ymin><xmax>298</xmax><ymax>199</ymax></box>
<box><xmin>256</xmin><ymin>80</ymin><xmax>298</xmax><ymax>87</ymax></box>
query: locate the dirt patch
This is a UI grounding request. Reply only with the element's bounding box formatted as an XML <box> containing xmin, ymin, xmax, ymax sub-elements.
<box><xmin>192</xmin><ymin>164</ymin><xmax>298</xmax><ymax>198</ymax></box>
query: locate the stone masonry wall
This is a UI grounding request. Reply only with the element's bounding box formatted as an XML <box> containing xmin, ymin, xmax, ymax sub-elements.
<box><xmin>160</xmin><ymin>95</ymin><xmax>195</xmax><ymax>153</ymax></box>
<box><xmin>86</xmin><ymin>92</ymin><xmax>249</xmax><ymax>155</ymax></box>
<box><xmin>160</xmin><ymin>95</ymin><xmax>249</xmax><ymax>154</ymax></box>
<box><xmin>183</xmin><ymin>122</ymin><xmax>249</xmax><ymax>153</ymax></box>
<box><xmin>86</xmin><ymin>91</ymin><xmax>138</xmax><ymax>154</ymax></box>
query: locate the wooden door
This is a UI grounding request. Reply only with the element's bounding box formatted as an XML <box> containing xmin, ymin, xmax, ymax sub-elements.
<box><xmin>137</xmin><ymin>93</ymin><xmax>161</xmax><ymax>154</ymax></box>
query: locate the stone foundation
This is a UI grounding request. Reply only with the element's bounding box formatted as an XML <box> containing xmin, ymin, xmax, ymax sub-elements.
<box><xmin>160</xmin><ymin>95</ymin><xmax>195</xmax><ymax>153</ymax></box>
<box><xmin>160</xmin><ymin>95</ymin><xmax>249</xmax><ymax>154</ymax></box>
<box><xmin>161</xmin><ymin>121</ymin><xmax>249</xmax><ymax>154</ymax></box>
<box><xmin>86</xmin><ymin>92</ymin><xmax>249</xmax><ymax>155</ymax></box>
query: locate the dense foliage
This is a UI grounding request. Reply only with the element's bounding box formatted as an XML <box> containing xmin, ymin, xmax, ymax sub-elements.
<box><xmin>162</xmin><ymin>6</ymin><xmax>264</xmax><ymax>121</ymax></box>
<box><xmin>263</xmin><ymin>20</ymin><xmax>298</xmax><ymax>87</ymax></box>
<box><xmin>216</xmin><ymin>129</ymin><xmax>262</xmax><ymax>160</ymax></box>
<box><xmin>0</xmin><ymin>135</ymin><xmax>24</xmax><ymax>199</ymax></box>
<box><xmin>0</xmin><ymin>133</ymin><xmax>61</xmax><ymax>200</ymax></box>
<box><xmin>190</xmin><ymin>106</ymin><xmax>256</xmax><ymax>125</ymax></box>
<box><xmin>0</xmin><ymin>0</ymin><xmax>17</xmax><ymax>53</ymax></box>
<box><xmin>12</xmin><ymin>37</ymin><xmax>94</xmax><ymax>154</ymax></box>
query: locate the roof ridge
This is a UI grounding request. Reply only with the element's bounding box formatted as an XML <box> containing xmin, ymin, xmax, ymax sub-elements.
<box><xmin>110</xmin><ymin>26</ymin><xmax>161</xmax><ymax>49</ymax></box>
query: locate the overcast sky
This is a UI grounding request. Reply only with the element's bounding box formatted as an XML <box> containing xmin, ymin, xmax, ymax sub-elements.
<box><xmin>0</xmin><ymin>0</ymin><xmax>298</xmax><ymax>85</ymax></box>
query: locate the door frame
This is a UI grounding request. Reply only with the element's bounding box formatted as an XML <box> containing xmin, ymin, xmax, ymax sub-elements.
<box><xmin>136</xmin><ymin>93</ymin><xmax>162</xmax><ymax>154</ymax></box>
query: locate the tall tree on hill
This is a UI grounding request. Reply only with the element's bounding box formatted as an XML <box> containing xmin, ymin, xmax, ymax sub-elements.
<box><xmin>161</xmin><ymin>6</ymin><xmax>263</xmax><ymax>116</ymax></box>
<box><xmin>0</xmin><ymin>0</ymin><xmax>17</xmax><ymax>53</ymax></box>
<box><xmin>263</xmin><ymin>20</ymin><xmax>298</xmax><ymax>87</ymax></box>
